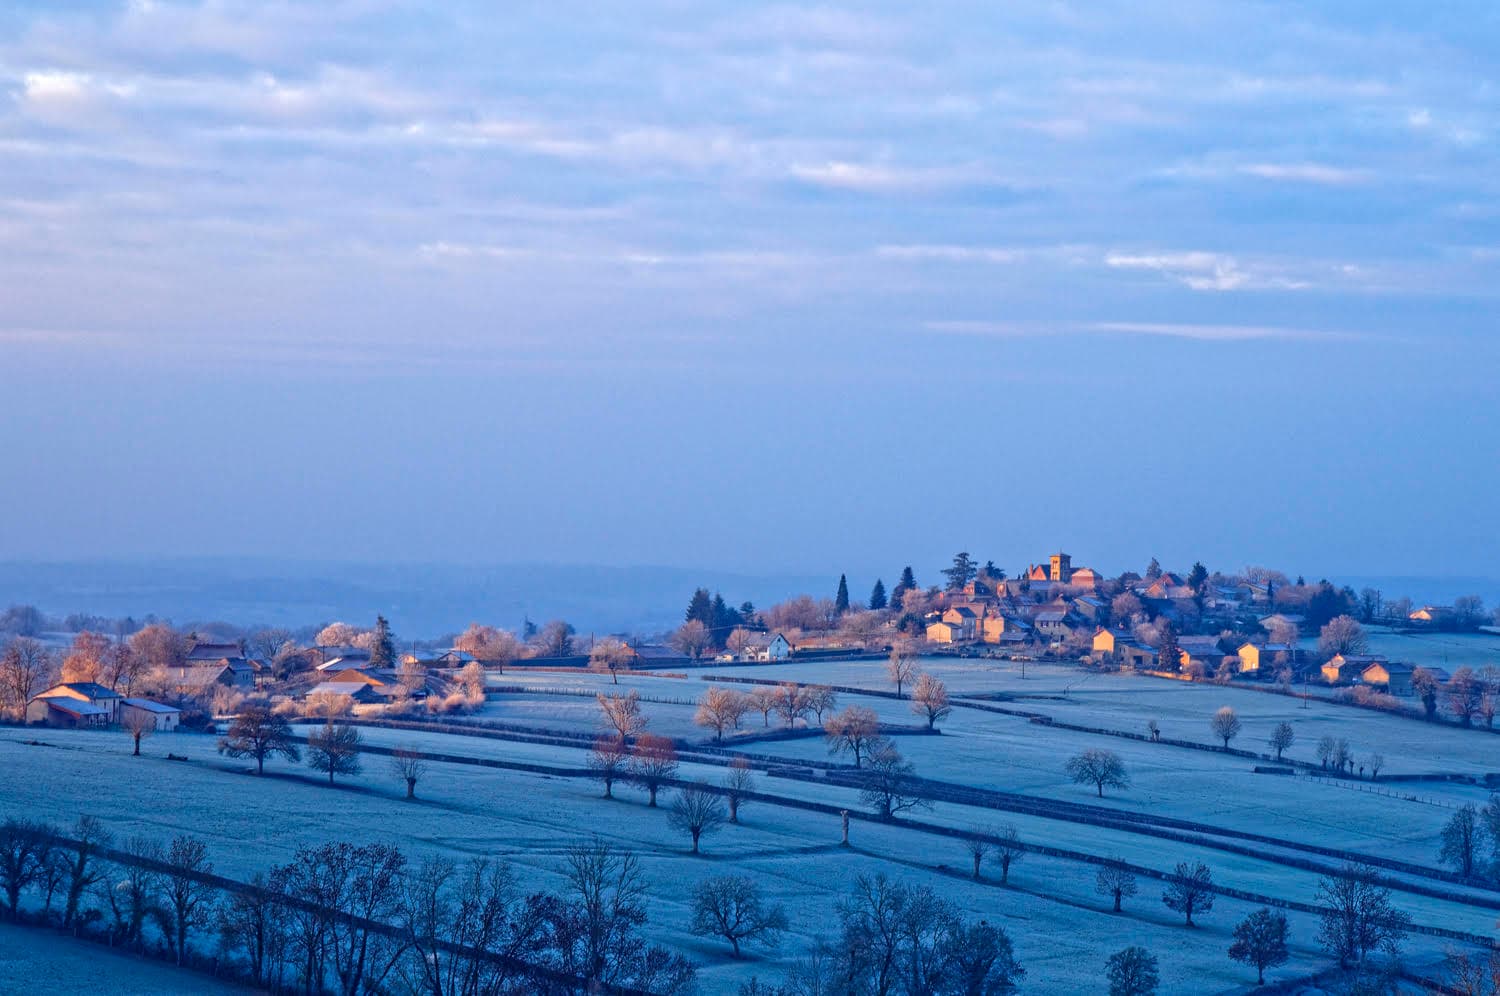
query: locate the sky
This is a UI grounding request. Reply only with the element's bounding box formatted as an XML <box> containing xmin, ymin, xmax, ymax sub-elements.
<box><xmin>1</xmin><ymin>1</ymin><xmax>1498</xmax><ymax>582</ymax></box>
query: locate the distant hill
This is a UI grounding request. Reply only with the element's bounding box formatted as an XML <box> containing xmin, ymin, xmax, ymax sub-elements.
<box><xmin>0</xmin><ymin>559</ymin><xmax>835</xmax><ymax>638</ymax></box>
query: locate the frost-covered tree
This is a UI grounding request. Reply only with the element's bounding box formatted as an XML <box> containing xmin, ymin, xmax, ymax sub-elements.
<box><xmin>668</xmin><ymin>786</ymin><xmax>726</xmax><ymax>854</ymax></box>
<box><xmin>691</xmin><ymin>875</ymin><xmax>788</xmax><ymax>957</ymax></box>
<box><xmin>1439</xmin><ymin>804</ymin><xmax>1482</xmax><ymax>877</ymax></box>
<box><xmin>1161</xmin><ymin>860</ymin><xmax>1215</xmax><ymax>926</ymax></box>
<box><xmin>1106</xmin><ymin>946</ymin><xmax>1159</xmax><ymax>996</ymax></box>
<box><xmin>1228</xmin><ymin>907</ymin><xmax>1289</xmax><ymax>984</ymax></box>
<box><xmin>1065</xmin><ymin>749</ymin><xmax>1130</xmax><ymax>797</ymax></box>
<box><xmin>218</xmin><ymin>704</ymin><xmax>300</xmax><ymax>775</ymax></box>
<box><xmin>860</xmin><ymin>743</ymin><xmax>926</xmax><ymax>820</ymax></box>
<box><xmin>695</xmin><ymin>687</ymin><xmax>746</xmax><ymax>741</ymax></box>
<box><xmin>722</xmin><ymin>758</ymin><xmax>754</xmax><ymax>823</ymax></box>
<box><xmin>824</xmin><ymin>705</ymin><xmax>882</xmax><ymax>768</ymax></box>
<box><xmin>911</xmin><ymin>673</ymin><xmax>952</xmax><ymax>730</ymax></box>
<box><xmin>597</xmin><ymin>690</ymin><xmax>648</xmax><ymax>741</ymax></box>
<box><xmin>306</xmin><ymin>721</ymin><xmax>362</xmax><ymax>785</ymax></box>
<box><xmin>1315</xmin><ymin>865</ymin><xmax>1410</xmax><ymax>968</ymax></box>
<box><xmin>1210</xmin><ymin>706</ymin><xmax>1242</xmax><ymax>748</ymax></box>
<box><xmin>390</xmin><ymin>746</ymin><xmax>426</xmax><ymax>799</ymax></box>
<box><xmin>630</xmin><ymin>734</ymin><xmax>678</xmax><ymax>807</ymax></box>
<box><xmin>1096</xmin><ymin>859</ymin><xmax>1137</xmax><ymax>912</ymax></box>
<box><xmin>1269</xmin><ymin>721</ymin><xmax>1295</xmax><ymax>761</ymax></box>
<box><xmin>588</xmin><ymin>737</ymin><xmax>629</xmax><ymax>799</ymax></box>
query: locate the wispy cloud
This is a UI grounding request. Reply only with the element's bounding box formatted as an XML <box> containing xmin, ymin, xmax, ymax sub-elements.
<box><xmin>1104</xmin><ymin>251</ymin><xmax>1312</xmax><ymax>291</ymax></box>
<box><xmin>925</xmin><ymin>319</ymin><xmax>1357</xmax><ymax>342</ymax></box>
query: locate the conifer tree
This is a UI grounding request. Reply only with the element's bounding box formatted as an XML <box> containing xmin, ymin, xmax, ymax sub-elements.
<box><xmin>685</xmin><ymin>588</ymin><xmax>713</xmax><ymax>626</ymax></box>
<box><xmin>943</xmin><ymin>552</ymin><xmax>977</xmax><ymax>590</ymax></box>
<box><xmin>1156</xmin><ymin>621</ymin><xmax>1180</xmax><ymax>671</ymax></box>
<box><xmin>868</xmin><ymin>579</ymin><xmax>888</xmax><ymax>611</ymax></box>
<box><xmin>369</xmin><ymin>615</ymin><xmax>395</xmax><ymax>669</ymax></box>
<box><xmin>835</xmin><ymin>575</ymin><xmax>850</xmax><ymax>615</ymax></box>
<box><xmin>891</xmin><ymin>566</ymin><xmax>917</xmax><ymax>610</ymax></box>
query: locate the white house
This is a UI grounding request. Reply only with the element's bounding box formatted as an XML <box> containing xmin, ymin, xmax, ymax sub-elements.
<box><xmin>764</xmin><ymin>633</ymin><xmax>792</xmax><ymax>662</ymax></box>
<box><xmin>121</xmin><ymin>698</ymin><xmax>181</xmax><ymax>732</ymax></box>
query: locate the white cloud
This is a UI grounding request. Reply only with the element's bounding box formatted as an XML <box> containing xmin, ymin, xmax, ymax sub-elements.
<box><xmin>1236</xmin><ymin>162</ymin><xmax>1369</xmax><ymax>185</ymax></box>
<box><xmin>876</xmin><ymin>244</ymin><xmax>1028</xmax><ymax>264</ymax></box>
<box><xmin>788</xmin><ymin>160</ymin><xmax>979</xmax><ymax>193</ymax></box>
<box><xmin>924</xmin><ymin>319</ymin><xmax>1354</xmax><ymax>342</ymax></box>
<box><xmin>1104</xmin><ymin>251</ymin><xmax>1311</xmax><ymax>292</ymax></box>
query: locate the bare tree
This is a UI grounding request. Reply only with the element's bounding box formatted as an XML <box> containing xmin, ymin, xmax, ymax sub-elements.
<box><xmin>1413</xmin><ymin>667</ymin><xmax>1441</xmax><ymax>720</ymax></box>
<box><xmin>748</xmin><ymin>686</ymin><xmax>778</xmax><ymax>727</ymax></box>
<box><xmin>0</xmin><ymin>819</ymin><xmax>48</xmax><ymax>920</ymax></box>
<box><xmin>160</xmin><ymin>835</ymin><xmax>215</xmax><ymax>965</ymax></box>
<box><xmin>1161</xmin><ymin>860</ymin><xmax>1215</xmax><ymax>927</ymax></box>
<box><xmin>859</xmin><ymin>742</ymin><xmax>927</xmax><ymax>820</ymax></box>
<box><xmin>307</xmin><ymin>721</ymin><xmax>362</xmax><ymax>785</ymax></box>
<box><xmin>824</xmin><ymin>705</ymin><xmax>882</xmax><ymax>768</ymax></box>
<box><xmin>964</xmin><ymin>834</ymin><xmax>991</xmax><ymax>880</ymax></box>
<box><xmin>630</xmin><ymin>734</ymin><xmax>678</xmax><ymax>806</ymax></box>
<box><xmin>1096</xmin><ymin>859</ymin><xmax>1137</xmax><ymax>912</ymax></box>
<box><xmin>130</xmin><ymin>622</ymin><xmax>188</xmax><ymax>672</ymax></box>
<box><xmin>668</xmin><ymin>786</ymin><xmax>726</xmax><ymax>853</ymax></box>
<box><xmin>60</xmin><ymin>630</ymin><xmax>111</xmax><ymax>684</ymax></box>
<box><xmin>993</xmin><ymin>826</ymin><xmax>1025</xmax><ymax>884</ymax></box>
<box><xmin>1439</xmin><ymin>804</ymin><xmax>1482</xmax><ymax>877</ymax></box>
<box><xmin>1447</xmin><ymin>667</ymin><xmax>1484</xmax><ymax>726</ymax></box>
<box><xmin>397</xmin><ymin>658</ymin><xmax>428</xmax><ymax>693</ymax></box>
<box><xmin>1269</xmin><ymin>721</ymin><xmax>1294</xmax><ymax>761</ymax></box>
<box><xmin>1315</xmin><ymin>735</ymin><xmax>1337</xmax><ymax>769</ymax></box>
<box><xmin>1316</xmin><ymin>865</ymin><xmax>1410</xmax><ymax>968</ymax></box>
<box><xmin>1317</xmin><ymin>615</ymin><xmax>1367</xmax><ymax>658</ymax></box>
<box><xmin>589</xmin><ymin>637</ymin><xmax>634</xmax><ymax>684</ymax></box>
<box><xmin>62</xmin><ymin>815</ymin><xmax>111</xmax><ymax>928</ymax></box>
<box><xmin>694</xmin><ymin>687</ymin><xmax>746</xmax><ymax>741</ymax></box>
<box><xmin>910</xmin><ymin>673</ymin><xmax>951</xmax><ymax>730</ymax></box>
<box><xmin>0</xmin><ymin>637</ymin><xmax>54</xmax><ymax>720</ymax></box>
<box><xmin>533</xmin><ymin>619</ymin><xmax>575</xmax><ymax>658</ymax></box>
<box><xmin>588</xmin><ymin>736</ymin><xmax>629</xmax><ymax>799</ymax></box>
<box><xmin>1228</xmin><ymin>907</ymin><xmax>1290</xmax><ymax>985</ymax></box>
<box><xmin>725</xmin><ymin>628</ymin><xmax>754</xmax><ymax>659</ymax></box>
<box><xmin>218</xmin><ymin>704</ymin><xmax>301</xmax><ymax>775</ymax></box>
<box><xmin>1367</xmin><ymin>753</ymin><xmax>1384</xmax><ymax>780</ymax></box>
<box><xmin>123</xmin><ymin>707</ymin><xmax>155</xmax><ymax>756</ymax></box>
<box><xmin>597</xmin><ymin>690</ymin><xmax>648</xmax><ymax>741</ymax></box>
<box><xmin>1210</xmin><ymin>706</ymin><xmax>1242</xmax><ymax>748</ymax></box>
<box><xmin>887</xmin><ymin>652</ymin><xmax>918</xmax><ymax>697</ymax></box>
<box><xmin>390</xmin><ymin>747</ymin><xmax>426</xmax><ymax>800</ymax></box>
<box><xmin>806</xmin><ymin>685</ymin><xmax>838</xmax><ymax>723</ymax></box>
<box><xmin>723</xmin><ymin>757</ymin><xmax>755</xmax><ymax>823</ymax></box>
<box><xmin>690</xmin><ymin>875</ymin><xmax>788</xmax><ymax>957</ymax></box>
<box><xmin>671</xmin><ymin>620</ymin><xmax>711</xmax><ymax>661</ymax></box>
<box><xmin>774</xmin><ymin>683</ymin><xmax>811</xmax><ymax>728</ymax></box>
<box><xmin>1065</xmin><ymin>749</ymin><xmax>1130</xmax><ymax>797</ymax></box>
<box><xmin>560</xmin><ymin>838</ymin><xmax>647</xmax><ymax>986</ymax></box>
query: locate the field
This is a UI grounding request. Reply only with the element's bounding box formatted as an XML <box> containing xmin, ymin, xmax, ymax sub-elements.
<box><xmin>5</xmin><ymin>649</ymin><xmax>1499</xmax><ymax>992</ymax></box>
<box><xmin>0</xmin><ymin>922</ymin><xmax>250</xmax><ymax>994</ymax></box>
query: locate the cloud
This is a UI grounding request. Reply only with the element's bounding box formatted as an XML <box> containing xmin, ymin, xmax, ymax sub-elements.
<box><xmin>1104</xmin><ymin>251</ymin><xmax>1312</xmax><ymax>291</ymax></box>
<box><xmin>875</xmin><ymin>244</ymin><xmax>1029</xmax><ymax>264</ymax></box>
<box><xmin>1236</xmin><ymin>162</ymin><xmax>1370</xmax><ymax>185</ymax></box>
<box><xmin>787</xmin><ymin>161</ymin><xmax>981</xmax><ymax>193</ymax></box>
<box><xmin>924</xmin><ymin>319</ymin><xmax>1355</xmax><ymax>342</ymax></box>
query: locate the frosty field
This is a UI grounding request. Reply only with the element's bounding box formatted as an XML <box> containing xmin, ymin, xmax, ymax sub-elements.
<box><xmin>4</xmin><ymin>652</ymin><xmax>1498</xmax><ymax>996</ymax></box>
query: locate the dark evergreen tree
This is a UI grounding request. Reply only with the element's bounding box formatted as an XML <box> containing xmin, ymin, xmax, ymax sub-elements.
<box><xmin>1305</xmin><ymin>583</ymin><xmax>1351</xmax><ymax>630</ymax></box>
<box><xmin>890</xmin><ymin>566</ymin><xmax>917</xmax><ymax>612</ymax></box>
<box><xmin>1156</xmin><ymin>621</ymin><xmax>1180</xmax><ymax>672</ymax></box>
<box><xmin>1145</xmin><ymin>558</ymin><xmax>1162</xmax><ymax>580</ymax></box>
<box><xmin>686</xmin><ymin>588</ymin><xmax>714</xmax><ymax>626</ymax></box>
<box><xmin>1187</xmin><ymin>562</ymin><xmax>1209</xmax><ymax>592</ymax></box>
<box><xmin>942</xmin><ymin>552</ymin><xmax>978</xmax><ymax>591</ymax></box>
<box><xmin>522</xmin><ymin>616</ymin><xmax>537</xmax><ymax>640</ymax></box>
<box><xmin>834</xmin><ymin>575</ymin><xmax>850</xmax><ymax>615</ymax></box>
<box><xmin>369</xmin><ymin>615</ymin><xmax>395</xmax><ymax>669</ymax></box>
<box><xmin>868</xmin><ymin>579</ymin><xmax>888</xmax><ymax>611</ymax></box>
<box><xmin>710</xmin><ymin>593</ymin><xmax>740</xmax><ymax>646</ymax></box>
<box><xmin>738</xmin><ymin>602</ymin><xmax>758</xmax><ymax>628</ymax></box>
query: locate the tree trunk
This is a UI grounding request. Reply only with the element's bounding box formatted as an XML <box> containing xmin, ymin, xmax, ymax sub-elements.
<box><xmin>1113</xmin><ymin>892</ymin><xmax>1121</xmax><ymax>912</ymax></box>
<box><xmin>730</xmin><ymin>936</ymin><xmax>740</xmax><ymax>958</ymax></box>
<box><xmin>690</xmin><ymin>832</ymin><xmax>700</xmax><ymax>854</ymax></box>
<box><xmin>728</xmin><ymin>798</ymin><xmax>738</xmax><ymax>823</ymax></box>
<box><xmin>972</xmin><ymin>854</ymin><xmax>981</xmax><ymax>879</ymax></box>
<box><xmin>405</xmin><ymin>778</ymin><xmax>416</xmax><ymax>799</ymax></box>
<box><xmin>328</xmin><ymin>768</ymin><xmax>334</xmax><ymax>785</ymax></box>
<box><xmin>648</xmin><ymin>786</ymin><xmax>657</xmax><ymax>807</ymax></box>
<box><xmin>257</xmin><ymin>754</ymin><xmax>265</xmax><ymax>775</ymax></box>
<box><xmin>133</xmin><ymin>735</ymin><xmax>141</xmax><ymax>756</ymax></box>
<box><xmin>1096</xmin><ymin>782</ymin><xmax>1103</xmax><ymax>797</ymax></box>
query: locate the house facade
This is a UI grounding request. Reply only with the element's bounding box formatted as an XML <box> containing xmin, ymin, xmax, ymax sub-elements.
<box><xmin>120</xmin><ymin>698</ymin><xmax>181</xmax><ymax>731</ymax></box>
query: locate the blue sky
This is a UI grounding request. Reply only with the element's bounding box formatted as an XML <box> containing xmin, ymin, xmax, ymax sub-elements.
<box><xmin>1</xmin><ymin>2</ymin><xmax>1497</xmax><ymax>579</ymax></box>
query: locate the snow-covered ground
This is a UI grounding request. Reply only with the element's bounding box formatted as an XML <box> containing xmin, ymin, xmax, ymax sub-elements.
<box><xmin>0</xmin><ymin>922</ymin><xmax>250</xmax><ymax>994</ymax></box>
<box><xmin>1</xmin><ymin>722</ymin><xmax>1492</xmax><ymax>994</ymax></box>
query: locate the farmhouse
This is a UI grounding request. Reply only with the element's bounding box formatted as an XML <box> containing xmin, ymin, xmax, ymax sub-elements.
<box><xmin>1409</xmin><ymin>605</ymin><xmax>1454</xmax><ymax>626</ymax></box>
<box><xmin>764</xmin><ymin>633</ymin><xmax>792</xmax><ymax>662</ymax></box>
<box><xmin>120</xmin><ymin>697</ymin><xmax>181</xmax><ymax>731</ymax></box>
<box><xmin>1176</xmin><ymin>636</ymin><xmax>1230</xmax><ymax>672</ymax></box>
<box><xmin>926</xmin><ymin>620</ymin><xmax>966</xmax><ymax>644</ymax></box>
<box><xmin>1361</xmin><ymin>661</ymin><xmax>1417</xmax><ymax>696</ymax></box>
<box><xmin>1236</xmin><ymin>642</ymin><xmax>1293</xmax><ymax>674</ymax></box>
<box><xmin>1322</xmin><ymin>653</ymin><xmax>1387</xmax><ymax>684</ymax></box>
<box><xmin>26</xmin><ymin>682</ymin><xmax>120</xmax><ymax>725</ymax></box>
<box><xmin>305</xmin><ymin>681</ymin><xmax>386</xmax><ymax>705</ymax></box>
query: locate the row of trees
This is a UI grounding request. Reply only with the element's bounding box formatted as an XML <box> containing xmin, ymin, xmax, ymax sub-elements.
<box><xmin>0</xmin><ymin>820</ymin><xmax>694</xmax><ymax>994</ymax></box>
